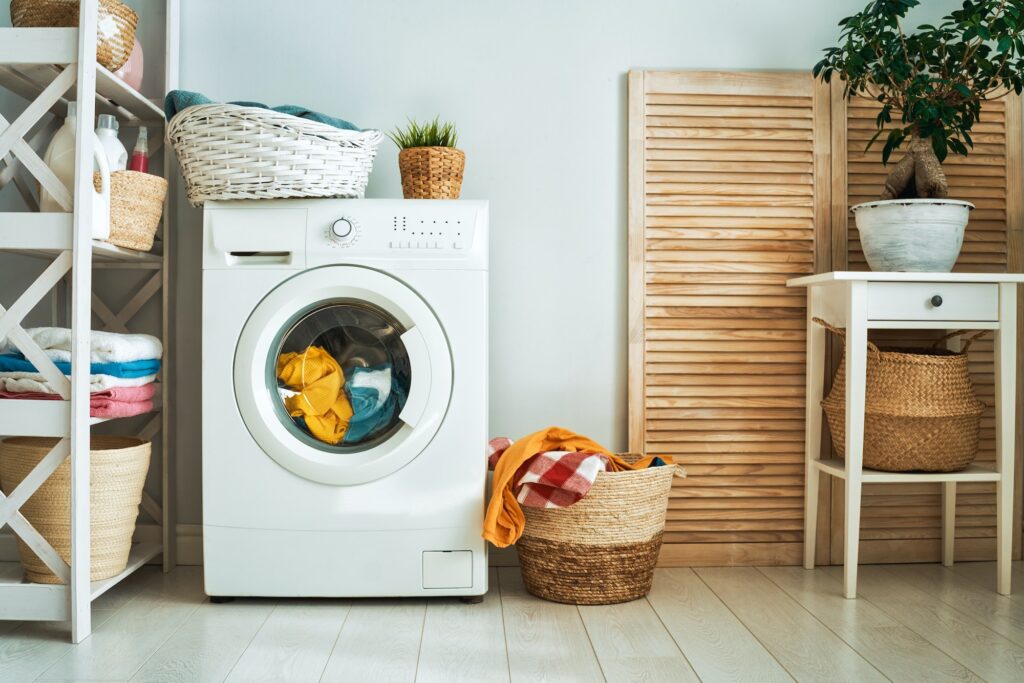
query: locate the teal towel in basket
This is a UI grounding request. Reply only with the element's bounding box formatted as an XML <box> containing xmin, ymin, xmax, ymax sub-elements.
<box><xmin>164</xmin><ymin>90</ymin><xmax>362</xmax><ymax>131</ymax></box>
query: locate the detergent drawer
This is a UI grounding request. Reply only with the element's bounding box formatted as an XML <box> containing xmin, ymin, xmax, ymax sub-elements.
<box><xmin>204</xmin><ymin>206</ymin><xmax>307</xmax><ymax>269</ymax></box>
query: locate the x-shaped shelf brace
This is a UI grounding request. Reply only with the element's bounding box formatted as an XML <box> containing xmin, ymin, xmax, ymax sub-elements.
<box><xmin>91</xmin><ymin>273</ymin><xmax>165</xmax><ymax>527</ymax></box>
<box><xmin>0</xmin><ymin>253</ymin><xmax>74</xmax><ymax>584</ymax></box>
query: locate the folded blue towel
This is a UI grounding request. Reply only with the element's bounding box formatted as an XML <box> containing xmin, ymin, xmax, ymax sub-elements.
<box><xmin>342</xmin><ymin>365</ymin><xmax>407</xmax><ymax>445</ymax></box>
<box><xmin>164</xmin><ymin>90</ymin><xmax>361</xmax><ymax>131</ymax></box>
<box><xmin>0</xmin><ymin>353</ymin><xmax>160</xmax><ymax>379</ymax></box>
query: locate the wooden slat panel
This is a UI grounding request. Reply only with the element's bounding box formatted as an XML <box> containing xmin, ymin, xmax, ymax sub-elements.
<box><xmin>831</xmin><ymin>89</ymin><xmax>1023</xmax><ymax>564</ymax></box>
<box><xmin>630</xmin><ymin>71</ymin><xmax>829</xmax><ymax>567</ymax></box>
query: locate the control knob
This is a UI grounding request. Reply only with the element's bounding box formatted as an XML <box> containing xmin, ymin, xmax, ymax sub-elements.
<box><xmin>330</xmin><ymin>217</ymin><xmax>358</xmax><ymax>245</ymax></box>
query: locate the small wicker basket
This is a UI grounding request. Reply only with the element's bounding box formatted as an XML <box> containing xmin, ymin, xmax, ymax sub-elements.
<box><xmin>166</xmin><ymin>104</ymin><xmax>383</xmax><ymax>207</ymax></box>
<box><xmin>515</xmin><ymin>454</ymin><xmax>682</xmax><ymax>605</ymax></box>
<box><xmin>0</xmin><ymin>436</ymin><xmax>150</xmax><ymax>583</ymax></box>
<box><xmin>398</xmin><ymin>147</ymin><xmax>465</xmax><ymax>199</ymax></box>
<box><xmin>10</xmin><ymin>0</ymin><xmax>138</xmax><ymax>71</ymax></box>
<box><xmin>93</xmin><ymin>170</ymin><xmax>167</xmax><ymax>251</ymax></box>
<box><xmin>816</xmin><ymin>318</ymin><xmax>986</xmax><ymax>472</ymax></box>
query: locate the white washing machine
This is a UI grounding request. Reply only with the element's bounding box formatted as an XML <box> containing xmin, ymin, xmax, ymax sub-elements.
<box><xmin>201</xmin><ymin>198</ymin><xmax>488</xmax><ymax>598</ymax></box>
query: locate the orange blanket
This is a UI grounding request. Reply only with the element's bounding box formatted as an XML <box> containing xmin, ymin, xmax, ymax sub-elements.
<box><xmin>483</xmin><ymin>426</ymin><xmax>670</xmax><ymax>548</ymax></box>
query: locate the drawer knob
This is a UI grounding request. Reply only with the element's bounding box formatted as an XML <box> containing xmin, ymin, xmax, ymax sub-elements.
<box><xmin>930</xmin><ymin>295</ymin><xmax>943</xmax><ymax>307</ymax></box>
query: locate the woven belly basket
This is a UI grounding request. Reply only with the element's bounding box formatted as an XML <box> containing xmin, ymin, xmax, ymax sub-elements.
<box><xmin>516</xmin><ymin>454</ymin><xmax>682</xmax><ymax>605</ymax></box>
<box><xmin>816</xmin><ymin>318</ymin><xmax>986</xmax><ymax>472</ymax></box>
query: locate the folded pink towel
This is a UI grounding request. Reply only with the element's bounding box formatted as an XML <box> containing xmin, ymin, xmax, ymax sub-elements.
<box><xmin>0</xmin><ymin>383</ymin><xmax>156</xmax><ymax>418</ymax></box>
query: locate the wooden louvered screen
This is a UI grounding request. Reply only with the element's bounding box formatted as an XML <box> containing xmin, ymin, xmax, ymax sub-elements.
<box><xmin>628</xmin><ymin>72</ymin><xmax>831</xmax><ymax>566</ymax></box>
<box><xmin>832</xmin><ymin>88</ymin><xmax>1023</xmax><ymax>564</ymax></box>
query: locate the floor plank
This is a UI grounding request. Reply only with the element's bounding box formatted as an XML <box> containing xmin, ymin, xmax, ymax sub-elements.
<box><xmin>885</xmin><ymin>563</ymin><xmax>1024</xmax><ymax>648</ymax></box>
<box><xmin>415</xmin><ymin>569</ymin><xmax>509</xmax><ymax>683</ymax></box>
<box><xmin>222</xmin><ymin>600</ymin><xmax>349</xmax><ymax>683</ymax></box>
<box><xmin>696</xmin><ymin>567</ymin><xmax>886</xmax><ymax>683</ymax></box>
<box><xmin>578</xmin><ymin>597</ymin><xmax>699</xmax><ymax>683</ymax></box>
<box><xmin>950</xmin><ymin>560</ymin><xmax>1024</xmax><ymax>604</ymax></box>
<box><xmin>834</xmin><ymin>564</ymin><xmax>1024</xmax><ymax>682</ymax></box>
<box><xmin>36</xmin><ymin>567</ymin><xmax>206</xmax><ymax>681</ymax></box>
<box><xmin>319</xmin><ymin>599</ymin><xmax>425</xmax><ymax>683</ymax></box>
<box><xmin>497</xmin><ymin>567</ymin><xmax>605</xmax><ymax>683</ymax></box>
<box><xmin>646</xmin><ymin>568</ymin><xmax>792</xmax><ymax>683</ymax></box>
<box><xmin>129</xmin><ymin>599</ymin><xmax>276</xmax><ymax>683</ymax></box>
<box><xmin>759</xmin><ymin>566</ymin><xmax>982</xmax><ymax>683</ymax></box>
<box><xmin>0</xmin><ymin>609</ymin><xmax>118</xmax><ymax>682</ymax></box>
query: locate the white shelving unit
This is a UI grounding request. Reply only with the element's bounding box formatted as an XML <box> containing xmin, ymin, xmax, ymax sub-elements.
<box><xmin>0</xmin><ymin>0</ymin><xmax>179</xmax><ymax>642</ymax></box>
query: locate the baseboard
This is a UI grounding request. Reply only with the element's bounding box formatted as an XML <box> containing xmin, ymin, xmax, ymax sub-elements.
<box><xmin>1</xmin><ymin>524</ymin><xmax>515</xmax><ymax>567</ymax></box>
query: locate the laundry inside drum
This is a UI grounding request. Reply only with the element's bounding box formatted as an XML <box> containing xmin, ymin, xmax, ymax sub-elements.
<box><xmin>270</xmin><ymin>300</ymin><xmax>412</xmax><ymax>452</ymax></box>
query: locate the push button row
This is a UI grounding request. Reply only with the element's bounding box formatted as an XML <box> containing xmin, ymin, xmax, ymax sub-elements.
<box><xmin>389</xmin><ymin>240</ymin><xmax>465</xmax><ymax>250</ymax></box>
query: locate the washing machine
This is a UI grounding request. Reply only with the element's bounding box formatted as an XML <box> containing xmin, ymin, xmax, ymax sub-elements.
<box><xmin>201</xmin><ymin>198</ymin><xmax>488</xmax><ymax>598</ymax></box>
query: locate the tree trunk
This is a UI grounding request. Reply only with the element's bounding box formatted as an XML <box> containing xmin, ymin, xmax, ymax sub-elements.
<box><xmin>879</xmin><ymin>136</ymin><xmax>949</xmax><ymax>200</ymax></box>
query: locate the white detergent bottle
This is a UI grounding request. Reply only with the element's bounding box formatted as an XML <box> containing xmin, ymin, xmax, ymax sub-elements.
<box><xmin>96</xmin><ymin>114</ymin><xmax>128</xmax><ymax>171</ymax></box>
<box><xmin>39</xmin><ymin>102</ymin><xmax>112</xmax><ymax>240</ymax></box>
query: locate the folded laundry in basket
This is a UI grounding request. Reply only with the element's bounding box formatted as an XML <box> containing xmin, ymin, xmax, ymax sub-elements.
<box><xmin>0</xmin><ymin>354</ymin><xmax>160</xmax><ymax>378</ymax></box>
<box><xmin>483</xmin><ymin>426</ymin><xmax>676</xmax><ymax>548</ymax></box>
<box><xmin>342</xmin><ymin>365</ymin><xmax>407</xmax><ymax>445</ymax></box>
<box><xmin>0</xmin><ymin>372</ymin><xmax>158</xmax><ymax>394</ymax></box>
<box><xmin>276</xmin><ymin>346</ymin><xmax>353</xmax><ymax>445</ymax></box>
<box><xmin>164</xmin><ymin>90</ymin><xmax>361</xmax><ymax>131</ymax></box>
<box><xmin>0</xmin><ymin>327</ymin><xmax>162</xmax><ymax>364</ymax></box>
<box><xmin>0</xmin><ymin>383</ymin><xmax>156</xmax><ymax>418</ymax></box>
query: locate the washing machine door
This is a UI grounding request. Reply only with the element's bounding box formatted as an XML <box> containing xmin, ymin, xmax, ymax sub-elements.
<box><xmin>234</xmin><ymin>265</ymin><xmax>453</xmax><ymax>485</ymax></box>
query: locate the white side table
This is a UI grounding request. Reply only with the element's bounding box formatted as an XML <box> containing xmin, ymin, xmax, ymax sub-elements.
<box><xmin>788</xmin><ymin>271</ymin><xmax>1023</xmax><ymax>598</ymax></box>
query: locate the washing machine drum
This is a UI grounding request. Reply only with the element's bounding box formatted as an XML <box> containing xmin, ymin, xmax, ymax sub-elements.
<box><xmin>234</xmin><ymin>265</ymin><xmax>453</xmax><ymax>485</ymax></box>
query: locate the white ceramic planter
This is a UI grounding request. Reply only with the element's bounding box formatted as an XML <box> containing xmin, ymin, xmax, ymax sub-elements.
<box><xmin>851</xmin><ymin>199</ymin><xmax>973</xmax><ymax>272</ymax></box>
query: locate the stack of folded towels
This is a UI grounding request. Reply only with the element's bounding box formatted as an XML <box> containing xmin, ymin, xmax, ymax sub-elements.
<box><xmin>0</xmin><ymin>328</ymin><xmax>162</xmax><ymax>419</ymax></box>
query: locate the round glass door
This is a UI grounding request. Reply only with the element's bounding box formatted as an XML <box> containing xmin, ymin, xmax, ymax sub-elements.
<box><xmin>272</xmin><ymin>300</ymin><xmax>412</xmax><ymax>453</ymax></box>
<box><xmin>235</xmin><ymin>266</ymin><xmax>453</xmax><ymax>485</ymax></box>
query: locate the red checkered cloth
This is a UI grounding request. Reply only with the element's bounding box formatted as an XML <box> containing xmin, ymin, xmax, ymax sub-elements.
<box><xmin>487</xmin><ymin>437</ymin><xmax>610</xmax><ymax>509</ymax></box>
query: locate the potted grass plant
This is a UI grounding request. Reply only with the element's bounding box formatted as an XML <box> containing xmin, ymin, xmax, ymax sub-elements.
<box><xmin>388</xmin><ymin>117</ymin><xmax>464</xmax><ymax>199</ymax></box>
<box><xmin>814</xmin><ymin>0</ymin><xmax>1024</xmax><ymax>272</ymax></box>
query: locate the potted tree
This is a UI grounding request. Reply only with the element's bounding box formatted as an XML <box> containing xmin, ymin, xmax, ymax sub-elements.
<box><xmin>814</xmin><ymin>0</ymin><xmax>1024</xmax><ymax>272</ymax></box>
<box><xmin>388</xmin><ymin>117</ymin><xmax>464</xmax><ymax>199</ymax></box>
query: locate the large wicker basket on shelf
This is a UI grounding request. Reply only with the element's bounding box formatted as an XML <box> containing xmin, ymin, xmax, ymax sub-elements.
<box><xmin>94</xmin><ymin>170</ymin><xmax>167</xmax><ymax>251</ymax></box>
<box><xmin>166</xmin><ymin>104</ymin><xmax>384</xmax><ymax>207</ymax></box>
<box><xmin>0</xmin><ymin>436</ymin><xmax>150</xmax><ymax>583</ymax></box>
<box><xmin>515</xmin><ymin>454</ymin><xmax>682</xmax><ymax>605</ymax></box>
<box><xmin>816</xmin><ymin>318</ymin><xmax>986</xmax><ymax>472</ymax></box>
<box><xmin>10</xmin><ymin>0</ymin><xmax>138</xmax><ymax>71</ymax></box>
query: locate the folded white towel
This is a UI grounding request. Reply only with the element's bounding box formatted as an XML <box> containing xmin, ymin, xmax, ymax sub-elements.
<box><xmin>0</xmin><ymin>372</ymin><xmax>158</xmax><ymax>394</ymax></box>
<box><xmin>0</xmin><ymin>327</ymin><xmax>162</xmax><ymax>364</ymax></box>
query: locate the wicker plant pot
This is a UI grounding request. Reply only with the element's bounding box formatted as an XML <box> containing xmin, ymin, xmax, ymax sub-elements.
<box><xmin>515</xmin><ymin>454</ymin><xmax>681</xmax><ymax>605</ymax></box>
<box><xmin>0</xmin><ymin>436</ymin><xmax>150</xmax><ymax>583</ymax></box>
<box><xmin>398</xmin><ymin>147</ymin><xmax>465</xmax><ymax>199</ymax></box>
<box><xmin>10</xmin><ymin>0</ymin><xmax>138</xmax><ymax>71</ymax></box>
<box><xmin>167</xmin><ymin>104</ymin><xmax>384</xmax><ymax>206</ymax></box>
<box><xmin>817</xmin><ymin>318</ymin><xmax>986</xmax><ymax>472</ymax></box>
<box><xmin>93</xmin><ymin>170</ymin><xmax>167</xmax><ymax>251</ymax></box>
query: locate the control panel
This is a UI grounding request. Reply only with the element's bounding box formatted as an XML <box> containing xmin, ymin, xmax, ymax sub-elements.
<box><xmin>388</xmin><ymin>213</ymin><xmax>468</xmax><ymax>250</ymax></box>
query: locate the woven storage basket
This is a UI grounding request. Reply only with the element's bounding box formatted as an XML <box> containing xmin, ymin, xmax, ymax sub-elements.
<box><xmin>398</xmin><ymin>147</ymin><xmax>465</xmax><ymax>199</ymax></box>
<box><xmin>10</xmin><ymin>0</ymin><xmax>137</xmax><ymax>71</ymax></box>
<box><xmin>515</xmin><ymin>454</ymin><xmax>681</xmax><ymax>605</ymax></box>
<box><xmin>166</xmin><ymin>104</ymin><xmax>384</xmax><ymax>207</ymax></box>
<box><xmin>93</xmin><ymin>170</ymin><xmax>167</xmax><ymax>251</ymax></box>
<box><xmin>816</xmin><ymin>318</ymin><xmax>986</xmax><ymax>472</ymax></box>
<box><xmin>0</xmin><ymin>436</ymin><xmax>150</xmax><ymax>583</ymax></box>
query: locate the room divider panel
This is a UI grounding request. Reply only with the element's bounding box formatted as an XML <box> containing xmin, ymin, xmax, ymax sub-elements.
<box><xmin>629</xmin><ymin>70</ymin><xmax>1023</xmax><ymax>567</ymax></box>
<box><xmin>627</xmin><ymin>71</ymin><xmax>832</xmax><ymax>566</ymax></box>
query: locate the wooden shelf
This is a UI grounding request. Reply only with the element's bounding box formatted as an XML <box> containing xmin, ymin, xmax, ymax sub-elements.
<box><xmin>90</xmin><ymin>542</ymin><xmax>161</xmax><ymax>600</ymax></box>
<box><xmin>0</xmin><ymin>213</ymin><xmax>162</xmax><ymax>264</ymax></box>
<box><xmin>813</xmin><ymin>458</ymin><xmax>1003</xmax><ymax>483</ymax></box>
<box><xmin>0</xmin><ymin>28</ymin><xmax>164</xmax><ymax>126</ymax></box>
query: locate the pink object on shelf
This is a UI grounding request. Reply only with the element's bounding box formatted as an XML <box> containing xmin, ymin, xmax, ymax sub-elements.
<box><xmin>0</xmin><ymin>383</ymin><xmax>156</xmax><ymax>418</ymax></box>
<box><xmin>114</xmin><ymin>37</ymin><xmax>144</xmax><ymax>91</ymax></box>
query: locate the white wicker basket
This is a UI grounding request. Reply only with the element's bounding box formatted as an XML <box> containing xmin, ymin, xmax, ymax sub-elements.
<box><xmin>166</xmin><ymin>104</ymin><xmax>383</xmax><ymax>206</ymax></box>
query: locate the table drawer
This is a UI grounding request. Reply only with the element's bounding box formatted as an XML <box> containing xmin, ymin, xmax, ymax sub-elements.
<box><xmin>867</xmin><ymin>282</ymin><xmax>998</xmax><ymax>321</ymax></box>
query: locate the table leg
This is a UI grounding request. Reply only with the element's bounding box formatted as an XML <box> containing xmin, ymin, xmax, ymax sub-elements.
<box><xmin>844</xmin><ymin>282</ymin><xmax>868</xmax><ymax>599</ymax></box>
<box><xmin>942</xmin><ymin>482</ymin><xmax>956</xmax><ymax>567</ymax></box>
<box><xmin>995</xmin><ymin>283</ymin><xmax>1017</xmax><ymax>595</ymax></box>
<box><xmin>804</xmin><ymin>290</ymin><xmax>825</xmax><ymax>569</ymax></box>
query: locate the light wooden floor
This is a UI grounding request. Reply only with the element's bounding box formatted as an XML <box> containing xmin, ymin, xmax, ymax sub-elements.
<box><xmin>0</xmin><ymin>561</ymin><xmax>1021</xmax><ymax>682</ymax></box>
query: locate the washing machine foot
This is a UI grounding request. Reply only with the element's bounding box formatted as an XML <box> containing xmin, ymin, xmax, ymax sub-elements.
<box><xmin>210</xmin><ymin>596</ymin><xmax>236</xmax><ymax>604</ymax></box>
<box><xmin>459</xmin><ymin>595</ymin><xmax>484</xmax><ymax>604</ymax></box>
